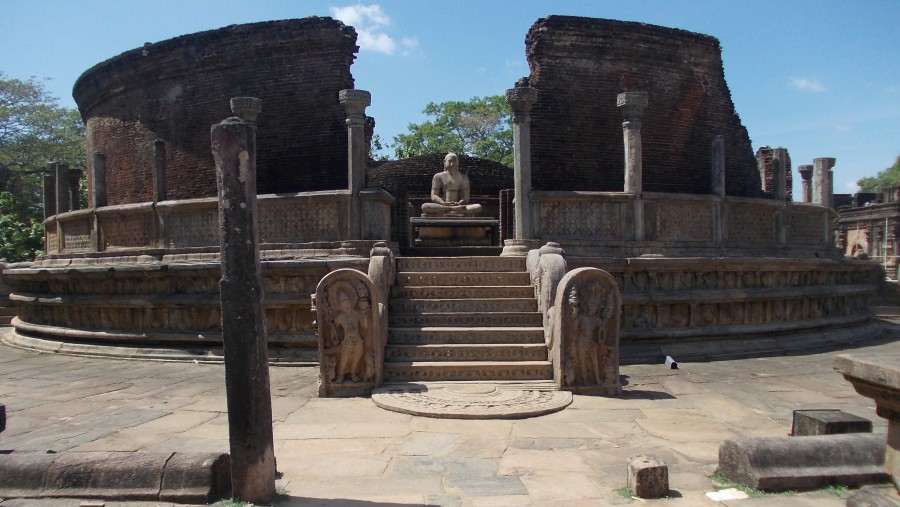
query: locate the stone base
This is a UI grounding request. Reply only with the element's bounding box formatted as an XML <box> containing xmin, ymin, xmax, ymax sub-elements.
<box><xmin>792</xmin><ymin>409</ymin><xmax>873</xmax><ymax>436</ymax></box>
<box><xmin>411</xmin><ymin>217</ymin><xmax>498</xmax><ymax>247</ymax></box>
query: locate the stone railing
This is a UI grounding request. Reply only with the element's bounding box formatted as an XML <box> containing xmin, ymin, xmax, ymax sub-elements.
<box><xmin>529</xmin><ymin>191</ymin><xmax>833</xmax><ymax>255</ymax></box>
<box><xmin>44</xmin><ymin>189</ymin><xmax>394</xmax><ymax>256</ymax></box>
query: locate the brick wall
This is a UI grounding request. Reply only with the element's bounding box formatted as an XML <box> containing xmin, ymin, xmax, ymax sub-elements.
<box><xmin>74</xmin><ymin>18</ymin><xmax>358</xmax><ymax>206</ymax></box>
<box><xmin>526</xmin><ymin>16</ymin><xmax>762</xmax><ymax>197</ymax></box>
<box><xmin>367</xmin><ymin>153</ymin><xmax>514</xmax><ymax>246</ymax></box>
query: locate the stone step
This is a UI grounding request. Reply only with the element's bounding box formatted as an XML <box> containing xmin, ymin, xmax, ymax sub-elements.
<box><xmin>383</xmin><ymin>360</ymin><xmax>554</xmax><ymax>382</ymax></box>
<box><xmin>397</xmin><ymin>271</ymin><xmax>531</xmax><ymax>287</ymax></box>
<box><xmin>388</xmin><ymin>326</ymin><xmax>545</xmax><ymax>345</ymax></box>
<box><xmin>0</xmin><ymin>307</ymin><xmax>15</xmax><ymax>327</ymax></box>
<box><xmin>392</xmin><ymin>285</ymin><xmax>534</xmax><ymax>300</ymax></box>
<box><xmin>389</xmin><ymin>312</ymin><xmax>543</xmax><ymax>328</ymax></box>
<box><xmin>389</xmin><ymin>298</ymin><xmax>538</xmax><ymax>314</ymax></box>
<box><xmin>385</xmin><ymin>344</ymin><xmax>548</xmax><ymax>363</ymax></box>
<box><xmin>397</xmin><ymin>256</ymin><xmax>525</xmax><ymax>273</ymax></box>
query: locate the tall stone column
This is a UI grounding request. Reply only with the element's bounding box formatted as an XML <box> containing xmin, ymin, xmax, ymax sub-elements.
<box><xmin>617</xmin><ymin>92</ymin><xmax>648</xmax><ymax>241</ymax></box>
<box><xmin>506</xmin><ymin>83</ymin><xmax>538</xmax><ymax>241</ymax></box>
<box><xmin>339</xmin><ymin>89</ymin><xmax>371</xmax><ymax>240</ymax></box>
<box><xmin>54</xmin><ymin>162</ymin><xmax>71</xmax><ymax>215</ymax></box>
<box><xmin>211</xmin><ymin>97</ymin><xmax>275</xmax><ymax>505</ymax></box>
<box><xmin>772</xmin><ymin>148</ymin><xmax>787</xmax><ymax>202</ymax></box>
<box><xmin>813</xmin><ymin>157</ymin><xmax>836</xmax><ymax>208</ymax></box>
<box><xmin>711</xmin><ymin>136</ymin><xmax>726</xmax><ymax>244</ymax></box>
<box><xmin>92</xmin><ymin>152</ymin><xmax>107</xmax><ymax>208</ymax></box>
<box><xmin>152</xmin><ymin>139</ymin><xmax>167</xmax><ymax>203</ymax></box>
<box><xmin>798</xmin><ymin>165</ymin><xmax>813</xmax><ymax>203</ymax></box>
<box><xmin>42</xmin><ymin>164</ymin><xmax>56</xmax><ymax>219</ymax></box>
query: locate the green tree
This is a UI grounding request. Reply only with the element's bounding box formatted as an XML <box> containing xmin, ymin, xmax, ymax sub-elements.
<box><xmin>392</xmin><ymin>95</ymin><xmax>513</xmax><ymax>167</ymax></box>
<box><xmin>0</xmin><ymin>72</ymin><xmax>85</xmax><ymax>261</ymax></box>
<box><xmin>857</xmin><ymin>154</ymin><xmax>900</xmax><ymax>192</ymax></box>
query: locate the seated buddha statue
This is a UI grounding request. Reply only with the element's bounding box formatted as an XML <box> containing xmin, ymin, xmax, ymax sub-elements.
<box><xmin>420</xmin><ymin>152</ymin><xmax>483</xmax><ymax>217</ymax></box>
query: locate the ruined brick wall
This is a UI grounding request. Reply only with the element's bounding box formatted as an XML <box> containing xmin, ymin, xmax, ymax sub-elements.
<box><xmin>367</xmin><ymin>154</ymin><xmax>514</xmax><ymax>246</ymax></box>
<box><xmin>526</xmin><ymin>16</ymin><xmax>761</xmax><ymax>197</ymax></box>
<box><xmin>74</xmin><ymin>18</ymin><xmax>357</xmax><ymax>206</ymax></box>
<box><xmin>755</xmin><ymin>146</ymin><xmax>794</xmax><ymax>200</ymax></box>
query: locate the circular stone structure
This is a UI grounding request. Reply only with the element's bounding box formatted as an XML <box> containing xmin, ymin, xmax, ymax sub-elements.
<box><xmin>371</xmin><ymin>384</ymin><xmax>573</xmax><ymax>419</ymax></box>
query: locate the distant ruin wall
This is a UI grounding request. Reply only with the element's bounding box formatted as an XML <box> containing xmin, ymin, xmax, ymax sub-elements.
<box><xmin>526</xmin><ymin>16</ymin><xmax>761</xmax><ymax>196</ymax></box>
<box><xmin>74</xmin><ymin>18</ymin><xmax>358</xmax><ymax>206</ymax></box>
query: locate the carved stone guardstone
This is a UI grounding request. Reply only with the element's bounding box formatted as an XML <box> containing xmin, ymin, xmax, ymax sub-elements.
<box><xmin>550</xmin><ymin>267</ymin><xmax>622</xmax><ymax>395</ymax></box>
<box><xmin>314</xmin><ymin>268</ymin><xmax>384</xmax><ymax>397</ymax></box>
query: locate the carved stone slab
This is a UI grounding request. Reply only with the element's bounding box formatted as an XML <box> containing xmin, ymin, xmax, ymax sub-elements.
<box><xmin>371</xmin><ymin>383</ymin><xmax>571</xmax><ymax>419</ymax></box>
<box><xmin>314</xmin><ymin>268</ymin><xmax>384</xmax><ymax>397</ymax></box>
<box><xmin>550</xmin><ymin>267</ymin><xmax>622</xmax><ymax>395</ymax></box>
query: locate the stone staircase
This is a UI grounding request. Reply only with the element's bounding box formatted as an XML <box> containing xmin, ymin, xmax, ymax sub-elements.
<box><xmin>384</xmin><ymin>256</ymin><xmax>553</xmax><ymax>383</ymax></box>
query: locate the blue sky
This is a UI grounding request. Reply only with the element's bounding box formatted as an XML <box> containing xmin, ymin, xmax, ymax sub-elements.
<box><xmin>2</xmin><ymin>0</ymin><xmax>898</xmax><ymax>198</ymax></box>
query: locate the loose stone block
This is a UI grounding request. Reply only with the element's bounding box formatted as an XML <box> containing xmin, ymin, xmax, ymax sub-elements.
<box><xmin>792</xmin><ymin>409</ymin><xmax>872</xmax><ymax>436</ymax></box>
<box><xmin>627</xmin><ymin>454</ymin><xmax>669</xmax><ymax>499</ymax></box>
<box><xmin>716</xmin><ymin>433</ymin><xmax>888</xmax><ymax>492</ymax></box>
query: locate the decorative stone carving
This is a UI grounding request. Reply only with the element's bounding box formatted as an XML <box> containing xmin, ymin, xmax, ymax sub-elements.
<box><xmin>315</xmin><ymin>268</ymin><xmax>383</xmax><ymax>397</ymax></box>
<box><xmin>549</xmin><ymin>267</ymin><xmax>621</xmax><ymax>395</ymax></box>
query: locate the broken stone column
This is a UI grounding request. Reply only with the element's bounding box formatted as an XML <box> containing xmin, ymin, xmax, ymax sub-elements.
<box><xmin>772</xmin><ymin>148</ymin><xmax>787</xmax><ymax>201</ymax></box>
<box><xmin>339</xmin><ymin>89</ymin><xmax>371</xmax><ymax>240</ymax></box>
<box><xmin>69</xmin><ymin>169</ymin><xmax>83</xmax><ymax>211</ymax></box>
<box><xmin>617</xmin><ymin>92</ymin><xmax>648</xmax><ymax>241</ymax></box>
<box><xmin>92</xmin><ymin>152</ymin><xmax>107</xmax><ymax>208</ymax></box>
<box><xmin>54</xmin><ymin>162</ymin><xmax>70</xmax><ymax>215</ymax></box>
<box><xmin>813</xmin><ymin>157</ymin><xmax>836</xmax><ymax>208</ymax></box>
<box><xmin>152</xmin><ymin>139</ymin><xmax>167</xmax><ymax>203</ymax></box>
<box><xmin>42</xmin><ymin>167</ymin><xmax>56</xmax><ymax>219</ymax></box>
<box><xmin>798</xmin><ymin>164</ymin><xmax>813</xmax><ymax>203</ymax></box>
<box><xmin>506</xmin><ymin>81</ymin><xmax>538</xmax><ymax>241</ymax></box>
<box><xmin>211</xmin><ymin>96</ymin><xmax>275</xmax><ymax>504</ymax></box>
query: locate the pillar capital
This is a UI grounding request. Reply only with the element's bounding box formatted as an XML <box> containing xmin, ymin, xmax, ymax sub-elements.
<box><xmin>798</xmin><ymin>164</ymin><xmax>813</xmax><ymax>181</ymax></box>
<box><xmin>339</xmin><ymin>89</ymin><xmax>371</xmax><ymax>126</ymax></box>
<box><xmin>505</xmin><ymin>85</ymin><xmax>538</xmax><ymax>124</ymax></box>
<box><xmin>230</xmin><ymin>97</ymin><xmax>262</xmax><ymax>123</ymax></box>
<box><xmin>617</xmin><ymin>91</ymin><xmax>648</xmax><ymax>119</ymax></box>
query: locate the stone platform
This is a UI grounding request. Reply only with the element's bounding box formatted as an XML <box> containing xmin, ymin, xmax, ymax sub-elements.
<box><xmin>410</xmin><ymin>217</ymin><xmax>499</xmax><ymax>247</ymax></box>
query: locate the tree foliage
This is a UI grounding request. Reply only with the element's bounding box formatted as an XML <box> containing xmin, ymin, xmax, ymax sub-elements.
<box><xmin>392</xmin><ymin>96</ymin><xmax>513</xmax><ymax>167</ymax></box>
<box><xmin>857</xmin><ymin>154</ymin><xmax>900</xmax><ymax>193</ymax></box>
<box><xmin>0</xmin><ymin>72</ymin><xmax>85</xmax><ymax>261</ymax></box>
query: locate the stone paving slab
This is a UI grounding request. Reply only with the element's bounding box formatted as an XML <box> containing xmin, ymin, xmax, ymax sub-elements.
<box><xmin>0</xmin><ymin>323</ymin><xmax>898</xmax><ymax>505</ymax></box>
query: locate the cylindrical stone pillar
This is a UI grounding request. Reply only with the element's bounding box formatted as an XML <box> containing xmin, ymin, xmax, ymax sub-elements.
<box><xmin>339</xmin><ymin>89</ymin><xmax>371</xmax><ymax>240</ymax></box>
<box><xmin>54</xmin><ymin>162</ymin><xmax>71</xmax><ymax>215</ymax></box>
<box><xmin>798</xmin><ymin>165</ymin><xmax>813</xmax><ymax>203</ymax></box>
<box><xmin>42</xmin><ymin>164</ymin><xmax>56</xmax><ymax>219</ymax></box>
<box><xmin>152</xmin><ymin>139</ymin><xmax>167</xmax><ymax>203</ymax></box>
<box><xmin>617</xmin><ymin>92</ymin><xmax>648</xmax><ymax>241</ymax></box>
<box><xmin>506</xmin><ymin>84</ymin><xmax>538</xmax><ymax>240</ymax></box>
<box><xmin>211</xmin><ymin>97</ymin><xmax>275</xmax><ymax>505</ymax></box>
<box><xmin>813</xmin><ymin>157</ymin><xmax>836</xmax><ymax>207</ymax></box>
<box><xmin>92</xmin><ymin>152</ymin><xmax>107</xmax><ymax>208</ymax></box>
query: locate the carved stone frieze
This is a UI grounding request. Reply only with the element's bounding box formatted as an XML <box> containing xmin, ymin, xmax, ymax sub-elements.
<box><xmin>537</xmin><ymin>201</ymin><xmax>621</xmax><ymax>238</ymax></box>
<box><xmin>101</xmin><ymin>213</ymin><xmax>152</xmax><ymax>249</ymax></box>
<box><xmin>654</xmin><ymin>202</ymin><xmax>713</xmax><ymax>241</ymax></box>
<box><xmin>314</xmin><ymin>268</ymin><xmax>384</xmax><ymax>397</ymax></box>
<box><xmin>260</xmin><ymin>200</ymin><xmax>339</xmax><ymax>243</ymax></box>
<box><xmin>63</xmin><ymin>219</ymin><xmax>92</xmax><ymax>253</ymax></box>
<box><xmin>728</xmin><ymin>205</ymin><xmax>775</xmax><ymax>242</ymax></box>
<box><xmin>165</xmin><ymin>208</ymin><xmax>218</xmax><ymax>248</ymax></box>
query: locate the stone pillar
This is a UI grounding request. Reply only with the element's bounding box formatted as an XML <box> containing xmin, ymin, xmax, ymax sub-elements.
<box><xmin>54</xmin><ymin>162</ymin><xmax>71</xmax><ymax>215</ymax></box>
<box><xmin>772</xmin><ymin>148</ymin><xmax>787</xmax><ymax>201</ymax></box>
<box><xmin>69</xmin><ymin>169</ymin><xmax>83</xmax><ymax>211</ymax></box>
<box><xmin>798</xmin><ymin>165</ymin><xmax>813</xmax><ymax>203</ymax></box>
<box><xmin>42</xmin><ymin>165</ymin><xmax>56</xmax><ymax>219</ymax></box>
<box><xmin>506</xmin><ymin>83</ymin><xmax>538</xmax><ymax>241</ymax></box>
<box><xmin>92</xmin><ymin>152</ymin><xmax>107</xmax><ymax>208</ymax></box>
<box><xmin>339</xmin><ymin>89</ymin><xmax>371</xmax><ymax>240</ymax></box>
<box><xmin>152</xmin><ymin>139</ymin><xmax>167</xmax><ymax>203</ymax></box>
<box><xmin>813</xmin><ymin>157</ymin><xmax>836</xmax><ymax>208</ymax></box>
<box><xmin>711</xmin><ymin>136</ymin><xmax>726</xmax><ymax>244</ymax></box>
<box><xmin>211</xmin><ymin>96</ymin><xmax>275</xmax><ymax>505</ymax></box>
<box><xmin>617</xmin><ymin>92</ymin><xmax>648</xmax><ymax>241</ymax></box>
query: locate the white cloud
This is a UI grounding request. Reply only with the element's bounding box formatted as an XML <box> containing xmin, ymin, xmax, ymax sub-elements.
<box><xmin>833</xmin><ymin>122</ymin><xmax>852</xmax><ymax>133</ymax></box>
<box><xmin>844</xmin><ymin>180</ymin><xmax>859</xmax><ymax>192</ymax></box>
<box><xmin>789</xmin><ymin>77</ymin><xmax>826</xmax><ymax>93</ymax></box>
<box><xmin>330</xmin><ymin>4</ymin><xmax>414</xmax><ymax>56</ymax></box>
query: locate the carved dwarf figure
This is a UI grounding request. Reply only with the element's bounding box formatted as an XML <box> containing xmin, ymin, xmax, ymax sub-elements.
<box><xmin>421</xmin><ymin>152</ymin><xmax>483</xmax><ymax>216</ymax></box>
<box><xmin>329</xmin><ymin>283</ymin><xmax>369</xmax><ymax>384</ymax></box>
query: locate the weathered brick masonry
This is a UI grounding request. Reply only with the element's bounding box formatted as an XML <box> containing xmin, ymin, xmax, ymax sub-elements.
<box><xmin>526</xmin><ymin>16</ymin><xmax>761</xmax><ymax>197</ymax></box>
<box><xmin>73</xmin><ymin>18</ymin><xmax>358</xmax><ymax>206</ymax></box>
<box><xmin>755</xmin><ymin>146</ymin><xmax>794</xmax><ymax>200</ymax></box>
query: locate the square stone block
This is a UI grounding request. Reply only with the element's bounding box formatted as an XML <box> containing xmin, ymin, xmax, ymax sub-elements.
<box><xmin>791</xmin><ymin>409</ymin><xmax>872</xmax><ymax>436</ymax></box>
<box><xmin>627</xmin><ymin>454</ymin><xmax>668</xmax><ymax>499</ymax></box>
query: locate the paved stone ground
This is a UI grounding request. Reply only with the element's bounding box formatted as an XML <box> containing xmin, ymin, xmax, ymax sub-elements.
<box><xmin>1</xmin><ymin>312</ymin><xmax>898</xmax><ymax>506</ymax></box>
